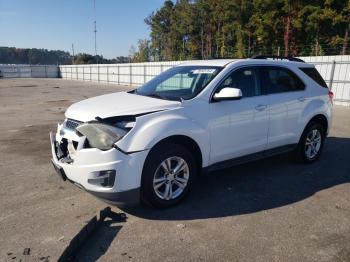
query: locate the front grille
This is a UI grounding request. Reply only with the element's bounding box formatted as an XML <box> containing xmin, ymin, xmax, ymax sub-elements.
<box><xmin>64</xmin><ymin>119</ymin><xmax>82</xmax><ymax>131</ymax></box>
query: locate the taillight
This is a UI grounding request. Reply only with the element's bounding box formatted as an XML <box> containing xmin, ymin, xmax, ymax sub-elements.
<box><xmin>328</xmin><ymin>90</ymin><xmax>334</xmax><ymax>104</ymax></box>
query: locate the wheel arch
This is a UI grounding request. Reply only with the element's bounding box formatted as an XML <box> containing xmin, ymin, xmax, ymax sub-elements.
<box><xmin>295</xmin><ymin>113</ymin><xmax>327</xmax><ymax>163</ymax></box>
<box><xmin>307</xmin><ymin>114</ymin><xmax>328</xmax><ymax>133</ymax></box>
<box><xmin>116</xmin><ymin>111</ymin><xmax>210</xmax><ymax>166</ymax></box>
<box><xmin>297</xmin><ymin>113</ymin><xmax>329</xmax><ymax>144</ymax></box>
<box><xmin>303</xmin><ymin>113</ymin><xmax>329</xmax><ymax>135</ymax></box>
<box><xmin>300</xmin><ymin>97</ymin><xmax>331</xmax><ymax>137</ymax></box>
<box><xmin>146</xmin><ymin>135</ymin><xmax>203</xmax><ymax>173</ymax></box>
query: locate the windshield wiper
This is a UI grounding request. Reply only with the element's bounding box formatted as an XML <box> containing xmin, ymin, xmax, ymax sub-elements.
<box><xmin>148</xmin><ymin>93</ymin><xmax>183</xmax><ymax>102</ymax></box>
<box><xmin>138</xmin><ymin>92</ymin><xmax>182</xmax><ymax>102</ymax></box>
<box><xmin>145</xmin><ymin>93</ymin><xmax>168</xmax><ymax>100</ymax></box>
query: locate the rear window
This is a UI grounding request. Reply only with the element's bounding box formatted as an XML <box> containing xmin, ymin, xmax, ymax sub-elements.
<box><xmin>299</xmin><ymin>67</ymin><xmax>328</xmax><ymax>88</ymax></box>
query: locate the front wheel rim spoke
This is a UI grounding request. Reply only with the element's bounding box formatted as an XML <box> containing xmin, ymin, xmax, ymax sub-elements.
<box><xmin>175</xmin><ymin>177</ymin><xmax>187</xmax><ymax>184</ymax></box>
<box><xmin>173</xmin><ymin>159</ymin><xmax>186</xmax><ymax>174</ymax></box>
<box><xmin>166</xmin><ymin>158</ymin><xmax>172</xmax><ymax>171</ymax></box>
<box><xmin>161</xmin><ymin>162</ymin><xmax>169</xmax><ymax>173</ymax></box>
<box><xmin>154</xmin><ymin>177</ymin><xmax>166</xmax><ymax>183</ymax></box>
<box><xmin>311</xmin><ymin>146</ymin><xmax>315</xmax><ymax>156</ymax></box>
<box><xmin>164</xmin><ymin>183</ymin><xmax>172</xmax><ymax>200</ymax></box>
<box><xmin>154</xmin><ymin>180</ymin><xmax>166</xmax><ymax>190</ymax></box>
<box><xmin>306</xmin><ymin>138</ymin><xmax>312</xmax><ymax>145</ymax></box>
<box><xmin>306</xmin><ymin>146</ymin><xmax>312</xmax><ymax>157</ymax></box>
<box><xmin>174</xmin><ymin>179</ymin><xmax>186</xmax><ymax>189</ymax></box>
<box><xmin>315</xmin><ymin>142</ymin><xmax>321</xmax><ymax>151</ymax></box>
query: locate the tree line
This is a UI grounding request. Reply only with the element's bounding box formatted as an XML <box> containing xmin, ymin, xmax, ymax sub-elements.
<box><xmin>0</xmin><ymin>47</ymin><xmax>130</xmax><ymax>65</ymax></box>
<box><xmin>2</xmin><ymin>0</ymin><xmax>349</xmax><ymax>64</ymax></box>
<box><xmin>131</xmin><ymin>0</ymin><xmax>350</xmax><ymax>61</ymax></box>
<box><xmin>0</xmin><ymin>47</ymin><xmax>72</xmax><ymax>64</ymax></box>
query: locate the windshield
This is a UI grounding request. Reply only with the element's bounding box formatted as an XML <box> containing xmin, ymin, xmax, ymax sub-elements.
<box><xmin>135</xmin><ymin>66</ymin><xmax>222</xmax><ymax>100</ymax></box>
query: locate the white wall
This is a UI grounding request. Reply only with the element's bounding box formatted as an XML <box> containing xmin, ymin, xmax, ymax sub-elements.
<box><xmin>59</xmin><ymin>56</ymin><xmax>350</xmax><ymax>106</ymax></box>
<box><xmin>59</xmin><ymin>61</ymin><xmax>184</xmax><ymax>86</ymax></box>
<box><xmin>301</xmin><ymin>56</ymin><xmax>350</xmax><ymax>106</ymax></box>
<box><xmin>0</xmin><ymin>64</ymin><xmax>58</xmax><ymax>78</ymax></box>
<box><xmin>2</xmin><ymin>57</ymin><xmax>349</xmax><ymax>105</ymax></box>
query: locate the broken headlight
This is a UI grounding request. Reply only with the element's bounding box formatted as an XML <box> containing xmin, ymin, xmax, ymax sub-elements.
<box><xmin>76</xmin><ymin>122</ymin><xmax>128</xmax><ymax>150</ymax></box>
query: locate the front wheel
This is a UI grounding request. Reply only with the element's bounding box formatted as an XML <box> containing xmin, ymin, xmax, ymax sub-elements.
<box><xmin>141</xmin><ymin>143</ymin><xmax>197</xmax><ymax>208</ymax></box>
<box><xmin>295</xmin><ymin>122</ymin><xmax>325</xmax><ymax>163</ymax></box>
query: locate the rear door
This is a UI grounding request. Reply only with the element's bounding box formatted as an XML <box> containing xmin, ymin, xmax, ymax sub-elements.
<box><xmin>259</xmin><ymin>66</ymin><xmax>306</xmax><ymax>149</ymax></box>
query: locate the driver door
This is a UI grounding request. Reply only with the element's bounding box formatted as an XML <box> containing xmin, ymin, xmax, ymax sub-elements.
<box><xmin>208</xmin><ymin>66</ymin><xmax>269</xmax><ymax>164</ymax></box>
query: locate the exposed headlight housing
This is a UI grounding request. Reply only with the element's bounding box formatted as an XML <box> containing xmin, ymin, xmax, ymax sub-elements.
<box><xmin>76</xmin><ymin>122</ymin><xmax>128</xmax><ymax>150</ymax></box>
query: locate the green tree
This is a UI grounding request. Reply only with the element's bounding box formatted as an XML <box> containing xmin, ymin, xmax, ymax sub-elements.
<box><xmin>132</xmin><ymin>39</ymin><xmax>151</xmax><ymax>62</ymax></box>
<box><xmin>145</xmin><ymin>0</ymin><xmax>349</xmax><ymax>59</ymax></box>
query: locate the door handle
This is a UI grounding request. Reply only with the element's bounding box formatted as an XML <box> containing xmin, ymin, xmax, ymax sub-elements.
<box><xmin>255</xmin><ymin>104</ymin><xmax>267</xmax><ymax>111</ymax></box>
<box><xmin>298</xmin><ymin>96</ymin><xmax>306</xmax><ymax>102</ymax></box>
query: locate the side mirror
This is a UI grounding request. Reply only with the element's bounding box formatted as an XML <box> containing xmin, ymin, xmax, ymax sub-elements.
<box><xmin>213</xmin><ymin>87</ymin><xmax>242</xmax><ymax>102</ymax></box>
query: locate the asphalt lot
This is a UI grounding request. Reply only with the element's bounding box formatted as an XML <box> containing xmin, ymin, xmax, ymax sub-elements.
<box><xmin>0</xmin><ymin>78</ymin><xmax>349</xmax><ymax>262</ymax></box>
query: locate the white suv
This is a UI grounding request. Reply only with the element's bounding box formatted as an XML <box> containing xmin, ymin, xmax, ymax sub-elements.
<box><xmin>50</xmin><ymin>57</ymin><xmax>333</xmax><ymax>208</ymax></box>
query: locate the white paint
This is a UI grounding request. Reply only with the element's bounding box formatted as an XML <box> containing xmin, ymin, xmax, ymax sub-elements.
<box><xmin>65</xmin><ymin>91</ymin><xmax>181</xmax><ymax>122</ymax></box>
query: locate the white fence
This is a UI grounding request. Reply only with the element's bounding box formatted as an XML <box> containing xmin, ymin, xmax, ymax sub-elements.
<box><xmin>1</xmin><ymin>57</ymin><xmax>349</xmax><ymax>105</ymax></box>
<box><xmin>59</xmin><ymin>61</ymin><xmax>184</xmax><ymax>86</ymax></box>
<box><xmin>59</xmin><ymin>56</ymin><xmax>350</xmax><ymax>106</ymax></box>
<box><xmin>302</xmin><ymin>56</ymin><xmax>350</xmax><ymax>106</ymax></box>
<box><xmin>0</xmin><ymin>64</ymin><xmax>58</xmax><ymax>78</ymax></box>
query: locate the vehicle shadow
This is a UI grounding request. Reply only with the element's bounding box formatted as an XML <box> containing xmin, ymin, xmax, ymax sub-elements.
<box><xmin>59</xmin><ymin>208</ymin><xmax>127</xmax><ymax>262</ymax></box>
<box><xmin>121</xmin><ymin>136</ymin><xmax>350</xmax><ymax>220</ymax></box>
<box><xmin>75</xmin><ymin>220</ymin><xmax>122</xmax><ymax>262</ymax></box>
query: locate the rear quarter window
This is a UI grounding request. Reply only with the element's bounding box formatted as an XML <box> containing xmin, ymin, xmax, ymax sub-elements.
<box><xmin>299</xmin><ymin>67</ymin><xmax>328</xmax><ymax>88</ymax></box>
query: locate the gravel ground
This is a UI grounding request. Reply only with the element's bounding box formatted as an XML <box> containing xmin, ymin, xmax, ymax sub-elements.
<box><xmin>0</xmin><ymin>78</ymin><xmax>349</xmax><ymax>262</ymax></box>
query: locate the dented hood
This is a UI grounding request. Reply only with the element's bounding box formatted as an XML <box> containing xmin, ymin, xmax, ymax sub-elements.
<box><xmin>65</xmin><ymin>92</ymin><xmax>181</xmax><ymax>122</ymax></box>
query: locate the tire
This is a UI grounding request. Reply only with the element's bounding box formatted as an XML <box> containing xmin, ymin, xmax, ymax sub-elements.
<box><xmin>295</xmin><ymin>121</ymin><xmax>325</xmax><ymax>163</ymax></box>
<box><xmin>141</xmin><ymin>143</ymin><xmax>197</xmax><ymax>208</ymax></box>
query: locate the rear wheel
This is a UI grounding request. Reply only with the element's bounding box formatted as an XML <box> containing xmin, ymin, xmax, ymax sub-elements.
<box><xmin>295</xmin><ymin>122</ymin><xmax>325</xmax><ymax>163</ymax></box>
<box><xmin>141</xmin><ymin>143</ymin><xmax>197</xmax><ymax>208</ymax></box>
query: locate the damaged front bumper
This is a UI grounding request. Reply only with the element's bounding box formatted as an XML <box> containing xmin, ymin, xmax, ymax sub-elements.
<box><xmin>49</xmin><ymin>122</ymin><xmax>149</xmax><ymax>206</ymax></box>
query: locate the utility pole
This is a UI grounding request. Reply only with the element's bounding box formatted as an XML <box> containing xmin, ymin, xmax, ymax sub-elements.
<box><xmin>71</xmin><ymin>43</ymin><xmax>75</xmax><ymax>64</ymax></box>
<box><xmin>93</xmin><ymin>0</ymin><xmax>98</xmax><ymax>64</ymax></box>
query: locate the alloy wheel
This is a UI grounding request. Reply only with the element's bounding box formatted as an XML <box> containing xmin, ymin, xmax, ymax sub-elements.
<box><xmin>304</xmin><ymin>129</ymin><xmax>322</xmax><ymax>159</ymax></box>
<box><xmin>153</xmin><ymin>156</ymin><xmax>190</xmax><ymax>200</ymax></box>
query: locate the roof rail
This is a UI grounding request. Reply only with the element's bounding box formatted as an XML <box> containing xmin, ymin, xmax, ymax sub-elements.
<box><xmin>251</xmin><ymin>55</ymin><xmax>305</xmax><ymax>63</ymax></box>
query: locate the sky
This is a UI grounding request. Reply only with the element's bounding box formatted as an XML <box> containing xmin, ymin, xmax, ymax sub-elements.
<box><xmin>0</xmin><ymin>0</ymin><xmax>164</xmax><ymax>58</ymax></box>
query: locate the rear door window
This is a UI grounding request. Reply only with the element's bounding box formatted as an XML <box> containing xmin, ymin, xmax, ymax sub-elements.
<box><xmin>260</xmin><ymin>66</ymin><xmax>305</xmax><ymax>94</ymax></box>
<box><xmin>299</xmin><ymin>67</ymin><xmax>328</xmax><ymax>88</ymax></box>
